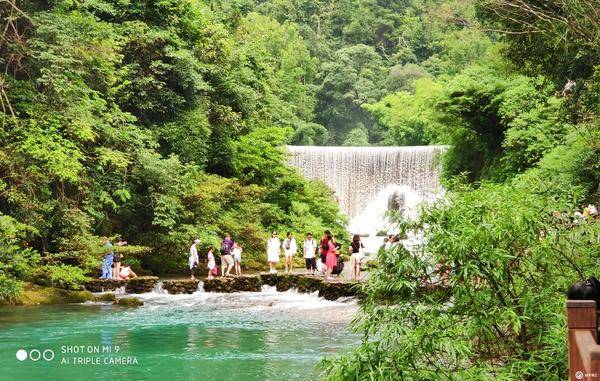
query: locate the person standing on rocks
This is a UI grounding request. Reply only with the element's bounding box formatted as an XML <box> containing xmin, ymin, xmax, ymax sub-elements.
<box><xmin>112</xmin><ymin>236</ymin><xmax>127</xmax><ymax>280</ymax></box>
<box><xmin>267</xmin><ymin>231</ymin><xmax>281</xmax><ymax>274</ymax></box>
<box><xmin>303</xmin><ymin>233</ymin><xmax>317</xmax><ymax>275</ymax></box>
<box><xmin>318</xmin><ymin>230</ymin><xmax>332</xmax><ymax>276</ymax></box>
<box><xmin>206</xmin><ymin>246</ymin><xmax>217</xmax><ymax>279</ymax></box>
<box><xmin>100</xmin><ymin>237</ymin><xmax>114</xmax><ymax>279</ymax></box>
<box><xmin>220</xmin><ymin>233</ymin><xmax>234</xmax><ymax>277</ymax></box>
<box><xmin>348</xmin><ymin>234</ymin><xmax>364</xmax><ymax>280</ymax></box>
<box><xmin>324</xmin><ymin>232</ymin><xmax>338</xmax><ymax>281</ymax></box>
<box><xmin>232</xmin><ymin>242</ymin><xmax>243</xmax><ymax>276</ymax></box>
<box><xmin>282</xmin><ymin>232</ymin><xmax>297</xmax><ymax>274</ymax></box>
<box><xmin>189</xmin><ymin>238</ymin><xmax>200</xmax><ymax>280</ymax></box>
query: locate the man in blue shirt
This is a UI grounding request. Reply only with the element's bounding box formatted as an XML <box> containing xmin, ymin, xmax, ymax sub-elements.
<box><xmin>100</xmin><ymin>237</ymin><xmax>114</xmax><ymax>279</ymax></box>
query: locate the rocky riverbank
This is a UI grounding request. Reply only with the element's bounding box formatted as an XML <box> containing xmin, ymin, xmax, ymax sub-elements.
<box><xmin>83</xmin><ymin>276</ymin><xmax>159</xmax><ymax>293</ymax></box>
<box><xmin>80</xmin><ymin>273</ymin><xmax>360</xmax><ymax>300</ymax></box>
<box><xmin>205</xmin><ymin>274</ymin><xmax>360</xmax><ymax>300</ymax></box>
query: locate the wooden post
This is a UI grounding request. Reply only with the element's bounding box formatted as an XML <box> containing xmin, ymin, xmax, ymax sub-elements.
<box><xmin>567</xmin><ymin>300</ymin><xmax>600</xmax><ymax>380</ymax></box>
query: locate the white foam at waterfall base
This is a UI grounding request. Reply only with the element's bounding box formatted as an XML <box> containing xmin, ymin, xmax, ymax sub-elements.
<box><xmin>131</xmin><ymin>286</ymin><xmax>356</xmax><ymax>327</ymax></box>
<box><xmin>348</xmin><ymin>184</ymin><xmax>423</xmax><ymax>237</ymax></box>
<box><xmin>151</xmin><ymin>280</ymin><xmax>168</xmax><ymax>294</ymax></box>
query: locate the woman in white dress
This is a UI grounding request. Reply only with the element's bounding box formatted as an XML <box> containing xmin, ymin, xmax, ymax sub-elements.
<box><xmin>189</xmin><ymin>239</ymin><xmax>200</xmax><ymax>280</ymax></box>
<box><xmin>266</xmin><ymin>231</ymin><xmax>281</xmax><ymax>274</ymax></box>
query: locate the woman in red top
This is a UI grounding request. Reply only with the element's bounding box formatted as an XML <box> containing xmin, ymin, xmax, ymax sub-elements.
<box><xmin>325</xmin><ymin>232</ymin><xmax>338</xmax><ymax>280</ymax></box>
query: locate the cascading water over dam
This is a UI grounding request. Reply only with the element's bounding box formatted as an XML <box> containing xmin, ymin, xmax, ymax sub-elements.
<box><xmin>287</xmin><ymin>145</ymin><xmax>446</xmax><ymax>243</ymax></box>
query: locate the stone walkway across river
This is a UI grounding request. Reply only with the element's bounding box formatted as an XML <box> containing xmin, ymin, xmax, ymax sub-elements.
<box><xmin>84</xmin><ymin>274</ymin><xmax>361</xmax><ymax>301</ymax></box>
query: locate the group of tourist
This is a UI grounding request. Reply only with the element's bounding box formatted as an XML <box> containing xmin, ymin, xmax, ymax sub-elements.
<box><xmin>188</xmin><ymin>230</ymin><xmax>367</xmax><ymax>282</ymax></box>
<box><xmin>100</xmin><ymin>237</ymin><xmax>138</xmax><ymax>280</ymax></box>
<box><xmin>188</xmin><ymin>233</ymin><xmax>244</xmax><ymax>280</ymax></box>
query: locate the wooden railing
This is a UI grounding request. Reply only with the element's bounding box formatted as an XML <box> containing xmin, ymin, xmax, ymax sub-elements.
<box><xmin>567</xmin><ymin>300</ymin><xmax>600</xmax><ymax>380</ymax></box>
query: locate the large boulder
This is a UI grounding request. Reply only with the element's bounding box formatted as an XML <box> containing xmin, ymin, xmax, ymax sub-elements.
<box><xmin>92</xmin><ymin>292</ymin><xmax>116</xmax><ymax>302</ymax></box>
<box><xmin>232</xmin><ymin>276</ymin><xmax>262</xmax><ymax>292</ymax></box>
<box><xmin>319</xmin><ymin>280</ymin><xmax>359</xmax><ymax>301</ymax></box>
<box><xmin>125</xmin><ymin>276</ymin><xmax>159</xmax><ymax>293</ymax></box>
<box><xmin>84</xmin><ymin>279</ymin><xmax>126</xmax><ymax>293</ymax></box>
<box><xmin>275</xmin><ymin>274</ymin><xmax>300</xmax><ymax>292</ymax></box>
<box><xmin>203</xmin><ymin>277</ymin><xmax>235</xmax><ymax>293</ymax></box>
<box><xmin>203</xmin><ymin>276</ymin><xmax>263</xmax><ymax>292</ymax></box>
<box><xmin>114</xmin><ymin>297</ymin><xmax>143</xmax><ymax>307</ymax></box>
<box><xmin>259</xmin><ymin>273</ymin><xmax>278</xmax><ymax>286</ymax></box>
<box><xmin>297</xmin><ymin>276</ymin><xmax>323</xmax><ymax>294</ymax></box>
<box><xmin>163</xmin><ymin>279</ymin><xmax>200</xmax><ymax>294</ymax></box>
<box><xmin>14</xmin><ymin>283</ymin><xmax>93</xmax><ymax>305</ymax></box>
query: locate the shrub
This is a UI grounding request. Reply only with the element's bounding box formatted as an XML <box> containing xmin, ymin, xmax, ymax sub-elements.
<box><xmin>0</xmin><ymin>274</ymin><xmax>23</xmax><ymax>304</ymax></box>
<box><xmin>34</xmin><ymin>265</ymin><xmax>90</xmax><ymax>290</ymax></box>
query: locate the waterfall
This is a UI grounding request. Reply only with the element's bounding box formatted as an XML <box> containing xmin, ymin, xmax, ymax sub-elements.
<box><xmin>287</xmin><ymin>145</ymin><xmax>446</xmax><ymax>250</ymax></box>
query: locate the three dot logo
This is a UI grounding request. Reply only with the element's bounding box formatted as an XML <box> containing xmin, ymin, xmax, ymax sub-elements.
<box><xmin>16</xmin><ymin>348</ymin><xmax>54</xmax><ymax>362</ymax></box>
<box><xmin>575</xmin><ymin>370</ymin><xmax>584</xmax><ymax>379</ymax></box>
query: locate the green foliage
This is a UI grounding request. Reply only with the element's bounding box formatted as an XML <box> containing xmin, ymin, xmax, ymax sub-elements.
<box><xmin>437</xmin><ymin>66</ymin><xmax>569</xmax><ymax>182</ymax></box>
<box><xmin>0</xmin><ymin>0</ymin><xmax>346</xmax><ymax>280</ymax></box>
<box><xmin>364</xmin><ymin>78</ymin><xmax>445</xmax><ymax>146</ymax></box>
<box><xmin>0</xmin><ymin>274</ymin><xmax>23</xmax><ymax>304</ymax></box>
<box><xmin>342</xmin><ymin>126</ymin><xmax>370</xmax><ymax>147</ymax></box>
<box><xmin>315</xmin><ymin>44</ymin><xmax>386</xmax><ymax>143</ymax></box>
<box><xmin>34</xmin><ymin>265</ymin><xmax>91</xmax><ymax>291</ymax></box>
<box><xmin>0</xmin><ymin>214</ymin><xmax>40</xmax><ymax>280</ymax></box>
<box><xmin>322</xmin><ymin>138</ymin><xmax>600</xmax><ymax>379</ymax></box>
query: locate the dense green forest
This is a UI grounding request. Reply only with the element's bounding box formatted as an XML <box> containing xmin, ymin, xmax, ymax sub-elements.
<box><xmin>1</xmin><ymin>0</ymin><xmax>599</xmax><ymax>379</ymax></box>
<box><xmin>317</xmin><ymin>1</ymin><xmax>600</xmax><ymax>380</ymax></box>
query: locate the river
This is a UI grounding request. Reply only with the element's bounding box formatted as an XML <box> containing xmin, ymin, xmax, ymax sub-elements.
<box><xmin>0</xmin><ymin>286</ymin><xmax>358</xmax><ymax>381</ymax></box>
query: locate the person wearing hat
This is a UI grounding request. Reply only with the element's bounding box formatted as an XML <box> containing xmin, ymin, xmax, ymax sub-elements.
<box><xmin>189</xmin><ymin>238</ymin><xmax>200</xmax><ymax>280</ymax></box>
<box><xmin>266</xmin><ymin>231</ymin><xmax>281</xmax><ymax>274</ymax></box>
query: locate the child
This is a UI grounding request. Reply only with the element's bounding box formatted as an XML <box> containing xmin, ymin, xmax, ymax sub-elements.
<box><xmin>206</xmin><ymin>246</ymin><xmax>217</xmax><ymax>279</ymax></box>
<box><xmin>232</xmin><ymin>242</ymin><xmax>243</xmax><ymax>276</ymax></box>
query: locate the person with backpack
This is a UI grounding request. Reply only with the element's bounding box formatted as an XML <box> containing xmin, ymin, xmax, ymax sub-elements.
<box><xmin>220</xmin><ymin>233</ymin><xmax>234</xmax><ymax>277</ymax></box>
<box><xmin>189</xmin><ymin>238</ymin><xmax>200</xmax><ymax>280</ymax></box>
<box><xmin>282</xmin><ymin>232</ymin><xmax>297</xmax><ymax>274</ymax></box>
<box><xmin>303</xmin><ymin>233</ymin><xmax>318</xmax><ymax>275</ymax></box>
<box><xmin>267</xmin><ymin>231</ymin><xmax>281</xmax><ymax>274</ymax></box>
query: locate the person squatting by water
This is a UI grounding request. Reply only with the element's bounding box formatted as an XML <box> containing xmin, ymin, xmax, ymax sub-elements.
<box><xmin>119</xmin><ymin>265</ymin><xmax>137</xmax><ymax>279</ymax></box>
<box><xmin>304</xmin><ymin>233</ymin><xmax>318</xmax><ymax>275</ymax></box>
<box><xmin>282</xmin><ymin>232</ymin><xmax>297</xmax><ymax>274</ymax></box>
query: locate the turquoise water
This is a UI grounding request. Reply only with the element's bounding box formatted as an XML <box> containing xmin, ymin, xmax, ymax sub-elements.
<box><xmin>0</xmin><ymin>286</ymin><xmax>358</xmax><ymax>381</ymax></box>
